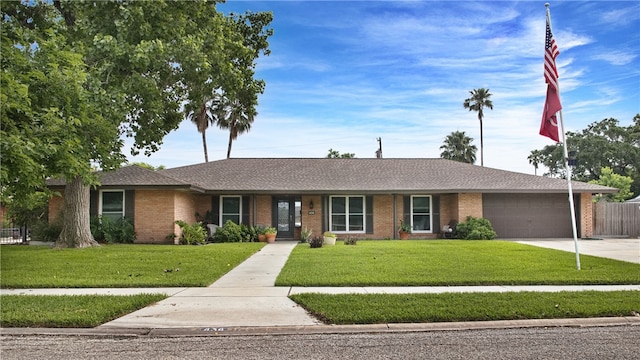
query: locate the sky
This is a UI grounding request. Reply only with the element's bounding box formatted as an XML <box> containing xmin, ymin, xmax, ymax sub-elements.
<box><xmin>125</xmin><ymin>0</ymin><xmax>640</xmax><ymax>175</ymax></box>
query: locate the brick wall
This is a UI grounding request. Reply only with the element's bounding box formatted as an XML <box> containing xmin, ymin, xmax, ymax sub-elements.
<box><xmin>457</xmin><ymin>193</ymin><xmax>483</xmax><ymax>220</ymax></box>
<box><xmin>135</xmin><ymin>190</ymin><xmax>178</xmax><ymax>244</ymax></box>
<box><xmin>374</xmin><ymin>195</ymin><xmax>395</xmax><ymax>239</ymax></box>
<box><xmin>48</xmin><ymin>192</ymin><xmax>64</xmax><ymax>224</ymax></box>
<box><xmin>580</xmin><ymin>192</ymin><xmax>593</xmax><ymax>238</ymax></box>
<box><xmin>439</xmin><ymin>194</ymin><xmax>458</xmax><ymax>230</ymax></box>
<box><xmin>255</xmin><ymin>195</ymin><xmax>272</xmax><ymax>227</ymax></box>
<box><xmin>301</xmin><ymin>195</ymin><xmax>322</xmax><ymax>239</ymax></box>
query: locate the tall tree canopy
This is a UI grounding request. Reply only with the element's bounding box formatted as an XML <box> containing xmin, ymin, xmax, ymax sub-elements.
<box><xmin>439</xmin><ymin>131</ymin><xmax>477</xmax><ymax>164</ymax></box>
<box><xmin>528</xmin><ymin>115</ymin><xmax>640</xmax><ymax>199</ymax></box>
<box><xmin>326</xmin><ymin>149</ymin><xmax>356</xmax><ymax>158</ymax></box>
<box><xmin>1</xmin><ymin>1</ymin><xmax>273</xmax><ymax>247</ymax></box>
<box><xmin>463</xmin><ymin>88</ymin><xmax>493</xmax><ymax>167</ymax></box>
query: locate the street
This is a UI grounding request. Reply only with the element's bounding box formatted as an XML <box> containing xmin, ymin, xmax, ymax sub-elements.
<box><xmin>2</xmin><ymin>325</ymin><xmax>638</xmax><ymax>359</ymax></box>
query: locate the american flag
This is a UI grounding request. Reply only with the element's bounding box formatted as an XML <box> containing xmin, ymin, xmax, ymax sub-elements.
<box><xmin>540</xmin><ymin>8</ymin><xmax>562</xmax><ymax>143</ymax></box>
<box><xmin>544</xmin><ymin>16</ymin><xmax>560</xmax><ymax>90</ymax></box>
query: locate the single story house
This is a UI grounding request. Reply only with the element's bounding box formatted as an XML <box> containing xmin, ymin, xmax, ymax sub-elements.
<box><xmin>47</xmin><ymin>158</ymin><xmax>617</xmax><ymax>243</ymax></box>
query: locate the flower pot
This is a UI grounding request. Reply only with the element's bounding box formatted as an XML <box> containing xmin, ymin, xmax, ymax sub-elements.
<box><xmin>323</xmin><ymin>236</ymin><xmax>336</xmax><ymax>246</ymax></box>
<box><xmin>265</xmin><ymin>233</ymin><xmax>276</xmax><ymax>243</ymax></box>
<box><xmin>258</xmin><ymin>234</ymin><xmax>267</xmax><ymax>242</ymax></box>
<box><xmin>399</xmin><ymin>231</ymin><xmax>410</xmax><ymax>240</ymax></box>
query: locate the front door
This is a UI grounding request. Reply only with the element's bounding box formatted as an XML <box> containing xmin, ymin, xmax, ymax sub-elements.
<box><xmin>273</xmin><ymin>197</ymin><xmax>295</xmax><ymax>239</ymax></box>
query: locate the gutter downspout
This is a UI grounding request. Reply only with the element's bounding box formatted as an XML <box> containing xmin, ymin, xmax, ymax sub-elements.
<box><xmin>393</xmin><ymin>194</ymin><xmax>398</xmax><ymax>239</ymax></box>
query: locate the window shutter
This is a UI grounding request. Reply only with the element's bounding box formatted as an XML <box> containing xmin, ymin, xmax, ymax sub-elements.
<box><xmin>242</xmin><ymin>196</ymin><xmax>250</xmax><ymax>224</ymax></box>
<box><xmin>403</xmin><ymin>195</ymin><xmax>411</xmax><ymax>225</ymax></box>
<box><xmin>432</xmin><ymin>195</ymin><xmax>440</xmax><ymax>233</ymax></box>
<box><xmin>211</xmin><ymin>196</ymin><xmax>220</xmax><ymax>226</ymax></box>
<box><xmin>125</xmin><ymin>190</ymin><xmax>135</xmax><ymax>221</ymax></box>
<box><xmin>366</xmin><ymin>196</ymin><xmax>373</xmax><ymax>234</ymax></box>
<box><xmin>89</xmin><ymin>190</ymin><xmax>99</xmax><ymax>216</ymax></box>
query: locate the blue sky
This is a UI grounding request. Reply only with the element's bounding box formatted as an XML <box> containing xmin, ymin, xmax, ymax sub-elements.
<box><xmin>126</xmin><ymin>1</ymin><xmax>639</xmax><ymax>174</ymax></box>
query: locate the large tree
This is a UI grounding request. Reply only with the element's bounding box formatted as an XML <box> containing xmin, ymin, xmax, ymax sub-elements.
<box><xmin>439</xmin><ymin>131</ymin><xmax>477</xmax><ymax>164</ymax></box>
<box><xmin>1</xmin><ymin>1</ymin><xmax>272</xmax><ymax>248</ymax></box>
<box><xmin>463</xmin><ymin>88</ymin><xmax>493</xmax><ymax>167</ymax></box>
<box><xmin>528</xmin><ymin>115</ymin><xmax>640</xmax><ymax>198</ymax></box>
<box><xmin>182</xmin><ymin>10</ymin><xmax>272</xmax><ymax>162</ymax></box>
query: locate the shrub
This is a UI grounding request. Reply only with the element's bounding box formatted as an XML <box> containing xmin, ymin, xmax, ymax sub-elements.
<box><xmin>343</xmin><ymin>237</ymin><xmax>357</xmax><ymax>245</ymax></box>
<box><xmin>91</xmin><ymin>216</ymin><xmax>136</xmax><ymax>244</ymax></box>
<box><xmin>308</xmin><ymin>235</ymin><xmax>323</xmax><ymax>248</ymax></box>
<box><xmin>31</xmin><ymin>218</ymin><xmax>62</xmax><ymax>242</ymax></box>
<box><xmin>454</xmin><ymin>216</ymin><xmax>496</xmax><ymax>240</ymax></box>
<box><xmin>174</xmin><ymin>220</ymin><xmax>207</xmax><ymax>245</ymax></box>
<box><xmin>211</xmin><ymin>220</ymin><xmax>244</xmax><ymax>243</ymax></box>
<box><xmin>240</xmin><ymin>224</ymin><xmax>259</xmax><ymax>242</ymax></box>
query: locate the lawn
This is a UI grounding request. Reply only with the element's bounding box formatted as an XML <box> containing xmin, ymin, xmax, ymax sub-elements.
<box><xmin>276</xmin><ymin>240</ymin><xmax>640</xmax><ymax>286</ymax></box>
<box><xmin>290</xmin><ymin>291</ymin><xmax>640</xmax><ymax>324</ymax></box>
<box><xmin>0</xmin><ymin>243</ymin><xmax>265</xmax><ymax>288</ymax></box>
<box><xmin>0</xmin><ymin>294</ymin><xmax>167</xmax><ymax>327</ymax></box>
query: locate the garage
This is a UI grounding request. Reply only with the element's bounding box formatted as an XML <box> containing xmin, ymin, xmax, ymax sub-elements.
<box><xmin>483</xmin><ymin>193</ymin><xmax>579</xmax><ymax>238</ymax></box>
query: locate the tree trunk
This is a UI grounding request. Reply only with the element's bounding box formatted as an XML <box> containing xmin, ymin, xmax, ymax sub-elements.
<box><xmin>479</xmin><ymin>117</ymin><xmax>484</xmax><ymax>167</ymax></box>
<box><xmin>55</xmin><ymin>175</ymin><xmax>99</xmax><ymax>248</ymax></box>
<box><xmin>202</xmin><ymin>130</ymin><xmax>209</xmax><ymax>163</ymax></box>
<box><xmin>226</xmin><ymin>132</ymin><xmax>233</xmax><ymax>159</ymax></box>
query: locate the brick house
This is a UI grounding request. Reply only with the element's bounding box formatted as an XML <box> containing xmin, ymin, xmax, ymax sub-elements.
<box><xmin>47</xmin><ymin>158</ymin><xmax>616</xmax><ymax>243</ymax></box>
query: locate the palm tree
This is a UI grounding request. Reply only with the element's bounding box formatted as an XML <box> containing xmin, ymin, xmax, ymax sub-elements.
<box><xmin>214</xmin><ymin>91</ymin><xmax>256</xmax><ymax>159</ymax></box>
<box><xmin>440</xmin><ymin>131</ymin><xmax>477</xmax><ymax>164</ymax></box>
<box><xmin>463</xmin><ymin>88</ymin><xmax>493</xmax><ymax>167</ymax></box>
<box><xmin>528</xmin><ymin>150</ymin><xmax>544</xmax><ymax>175</ymax></box>
<box><xmin>185</xmin><ymin>100</ymin><xmax>215</xmax><ymax>163</ymax></box>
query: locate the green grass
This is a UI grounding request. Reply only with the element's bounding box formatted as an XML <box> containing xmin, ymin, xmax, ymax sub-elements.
<box><xmin>276</xmin><ymin>241</ymin><xmax>640</xmax><ymax>286</ymax></box>
<box><xmin>0</xmin><ymin>294</ymin><xmax>167</xmax><ymax>327</ymax></box>
<box><xmin>290</xmin><ymin>291</ymin><xmax>640</xmax><ymax>324</ymax></box>
<box><xmin>0</xmin><ymin>243</ymin><xmax>265</xmax><ymax>288</ymax></box>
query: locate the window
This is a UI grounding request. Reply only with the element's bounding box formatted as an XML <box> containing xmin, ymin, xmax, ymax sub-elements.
<box><xmin>411</xmin><ymin>196</ymin><xmax>432</xmax><ymax>232</ymax></box>
<box><xmin>330</xmin><ymin>196</ymin><xmax>364</xmax><ymax>233</ymax></box>
<box><xmin>220</xmin><ymin>196</ymin><xmax>241</xmax><ymax>225</ymax></box>
<box><xmin>100</xmin><ymin>190</ymin><xmax>124</xmax><ymax>221</ymax></box>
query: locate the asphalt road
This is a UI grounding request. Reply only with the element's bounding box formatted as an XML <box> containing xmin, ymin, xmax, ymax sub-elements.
<box><xmin>2</xmin><ymin>325</ymin><xmax>638</xmax><ymax>360</ymax></box>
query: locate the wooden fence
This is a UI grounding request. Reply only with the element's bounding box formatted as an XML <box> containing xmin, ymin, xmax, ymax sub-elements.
<box><xmin>593</xmin><ymin>202</ymin><xmax>640</xmax><ymax>238</ymax></box>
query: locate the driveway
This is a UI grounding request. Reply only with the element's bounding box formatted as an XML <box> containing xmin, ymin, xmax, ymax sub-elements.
<box><xmin>515</xmin><ymin>238</ymin><xmax>639</xmax><ymax>264</ymax></box>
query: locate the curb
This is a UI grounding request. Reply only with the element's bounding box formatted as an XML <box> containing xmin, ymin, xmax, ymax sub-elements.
<box><xmin>3</xmin><ymin>317</ymin><xmax>639</xmax><ymax>338</ymax></box>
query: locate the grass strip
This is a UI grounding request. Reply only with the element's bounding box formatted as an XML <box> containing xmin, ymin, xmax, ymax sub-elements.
<box><xmin>0</xmin><ymin>243</ymin><xmax>265</xmax><ymax>288</ymax></box>
<box><xmin>290</xmin><ymin>291</ymin><xmax>640</xmax><ymax>324</ymax></box>
<box><xmin>277</xmin><ymin>241</ymin><xmax>640</xmax><ymax>286</ymax></box>
<box><xmin>0</xmin><ymin>294</ymin><xmax>167</xmax><ymax>328</ymax></box>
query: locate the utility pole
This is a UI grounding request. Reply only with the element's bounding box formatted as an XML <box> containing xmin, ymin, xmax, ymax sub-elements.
<box><xmin>376</xmin><ymin>137</ymin><xmax>383</xmax><ymax>158</ymax></box>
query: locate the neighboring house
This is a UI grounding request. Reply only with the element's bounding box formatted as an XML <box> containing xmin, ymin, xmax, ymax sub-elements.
<box><xmin>47</xmin><ymin>158</ymin><xmax>617</xmax><ymax>243</ymax></box>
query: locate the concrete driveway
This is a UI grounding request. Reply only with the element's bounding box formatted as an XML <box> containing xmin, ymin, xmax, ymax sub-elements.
<box><xmin>515</xmin><ymin>238</ymin><xmax>639</xmax><ymax>264</ymax></box>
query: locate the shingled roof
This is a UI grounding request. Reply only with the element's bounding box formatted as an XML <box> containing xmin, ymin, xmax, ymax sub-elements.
<box><xmin>157</xmin><ymin>158</ymin><xmax>617</xmax><ymax>194</ymax></box>
<box><xmin>47</xmin><ymin>165</ymin><xmax>192</xmax><ymax>189</ymax></box>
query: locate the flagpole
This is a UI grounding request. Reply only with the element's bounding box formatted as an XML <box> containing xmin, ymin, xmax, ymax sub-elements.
<box><xmin>546</xmin><ymin>3</ymin><xmax>581</xmax><ymax>270</ymax></box>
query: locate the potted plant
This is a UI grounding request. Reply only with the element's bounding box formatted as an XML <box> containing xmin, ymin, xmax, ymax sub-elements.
<box><xmin>264</xmin><ymin>226</ymin><xmax>277</xmax><ymax>243</ymax></box>
<box><xmin>256</xmin><ymin>225</ymin><xmax>267</xmax><ymax>242</ymax></box>
<box><xmin>398</xmin><ymin>220</ymin><xmax>411</xmax><ymax>240</ymax></box>
<box><xmin>323</xmin><ymin>231</ymin><xmax>337</xmax><ymax>246</ymax></box>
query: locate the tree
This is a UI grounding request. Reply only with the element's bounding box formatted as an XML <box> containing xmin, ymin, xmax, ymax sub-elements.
<box><xmin>214</xmin><ymin>90</ymin><xmax>257</xmax><ymax>159</ymax></box>
<box><xmin>182</xmin><ymin>11</ymin><xmax>272</xmax><ymax>162</ymax></box>
<box><xmin>463</xmin><ymin>88</ymin><xmax>493</xmax><ymax>167</ymax></box>
<box><xmin>527</xmin><ymin>150</ymin><xmax>544</xmax><ymax>176</ymax></box>
<box><xmin>186</xmin><ymin>100</ymin><xmax>214</xmax><ymax>162</ymax></box>
<box><xmin>439</xmin><ymin>131</ymin><xmax>477</xmax><ymax>164</ymax></box>
<box><xmin>589</xmin><ymin>167</ymin><xmax>634</xmax><ymax>202</ymax></box>
<box><xmin>528</xmin><ymin>115</ymin><xmax>640</xmax><ymax>198</ymax></box>
<box><xmin>1</xmin><ymin>1</ymin><xmax>272</xmax><ymax>248</ymax></box>
<box><xmin>327</xmin><ymin>149</ymin><xmax>356</xmax><ymax>158</ymax></box>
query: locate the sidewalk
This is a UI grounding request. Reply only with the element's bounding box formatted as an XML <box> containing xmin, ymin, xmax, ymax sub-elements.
<box><xmin>1</xmin><ymin>239</ymin><xmax>639</xmax><ymax>331</ymax></box>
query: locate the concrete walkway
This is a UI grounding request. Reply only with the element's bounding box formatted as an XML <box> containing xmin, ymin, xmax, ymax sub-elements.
<box><xmin>2</xmin><ymin>238</ymin><xmax>638</xmax><ymax>330</ymax></box>
<box><xmin>98</xmin><ymin>242</ymin><xmax>321</xmax><ymax>329</ymax></box>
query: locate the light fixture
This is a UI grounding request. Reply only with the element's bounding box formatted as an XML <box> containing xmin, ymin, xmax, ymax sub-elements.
<box><xmin>309</xmin><ymin>200</ymin><xmax>314</xmax><ymax>209</ymax></box>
